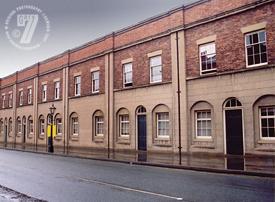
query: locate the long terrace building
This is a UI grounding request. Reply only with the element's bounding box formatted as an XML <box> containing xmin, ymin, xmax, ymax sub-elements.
<box><xmin>0</xmin><ymin>0</ymin><xmax>274</xmax><ymax>156</ymax></box>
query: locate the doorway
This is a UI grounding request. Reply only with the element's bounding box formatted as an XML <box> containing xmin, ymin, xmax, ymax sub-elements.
<box><xmin>224</xmin><ymin>98</ymin><xmax>244</xmax><ymax>155</ymax></box>
<box><xmin>136</xmin><ymin>106</ymin><xmax>147</xmax><ymax>151</ymax></box>
<box><xmin>22</xmin><ymin>117</ymin><xmax>26</xmax><ymax>144</ymax></box>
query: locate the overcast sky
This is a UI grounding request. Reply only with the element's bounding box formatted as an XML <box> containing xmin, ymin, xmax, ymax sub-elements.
<box><xmin>0</xmin><ymin>0</ymin><xmax>197</xmax><ymax>77</ymax></box>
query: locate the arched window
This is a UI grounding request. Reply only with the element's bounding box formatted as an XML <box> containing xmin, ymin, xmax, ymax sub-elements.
<box><xmin>224</xmin><ymin>98</ymin><xmax>242</xmax><ymax>108</ymax></box>
<box><xmin>0</xmin><ymin>119</ymin><xmax>3</xmax><ymax>135</ymax></box>
<box><xmin>136</xmin><ymin>106</ymin><xmax>146</xmax><ymax>114</ymax></box>
<box><xmin>93</xmin><ymin>110</ymin><xmax>104</xmax><ymax>138</ymax></box>
<box><xmin>152</xmin><ymin>104</ymin><xmax>170</xmax><ymax>139</ymax></box>
<box><xmin>253</xmin><ymin>95</ymin><xmax>275</xmax><ymax>140</ymax></box>
<box><xmin>191</xmin><ymin>101</ymin><xmax>214</xmax><ymax>139</ymax></box>
<box><xmin>28</xmin><ymin>116</ymin><xmax>34</xmax><ymax>136</ymax></box>
<box><xmin>4</xmin><ymin>118</ymin><xmax>7</xmax><ymax>137</ymax></box>
<box><xmin>39</xmin><ymin>115</ymin><xmax>45</xmax><ymax>136</ymax></box>
<box><xmin>17</xmin><ymin>117</ymin><xmax>22</xmax><ymax>134</ymax></box>
<box><xmin>55</xmin><ymin>114</ymin><xmax>62</xmax><ymax>136</ymax></box>
<box><xmin>8</xmin><ymin>118</ymin><xmax>12</xmax><ymax>136</ymax></box>
<box><xmin>117</xmin><ymin>108</ymin><xmax>130</xmax><ymax>138</ymax></box>
<box><xmin>70</xmin><ymin>113</ymin><xmax>79</xmax><ymax>137</ymax></box>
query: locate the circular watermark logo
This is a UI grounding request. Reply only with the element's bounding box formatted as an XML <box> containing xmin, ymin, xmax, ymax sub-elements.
<box><xmin>5</xmin><ymin>5</ymin><xmax>50</xmax><ymax>50</ymax></box>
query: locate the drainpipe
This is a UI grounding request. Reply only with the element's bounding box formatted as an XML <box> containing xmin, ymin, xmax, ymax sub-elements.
<box><xmin>176</xmin><ymin>32</ymin><xmax>182</xmax><ymax>165</ymax></box>
<box><xmin>13</xmin><ymin>72</ymin><xmax>18</xmax><ymax>149</ymax></box>
<box><xmin>66</xmin><ymin>50</ymin><xmax>71</xmax><ymax>154</ymax></box>
<box><xmin>107</xmin><ymin>53</ymin><xmax>110</xmax><ymax>158</ymax></box>
<box><xmin>35</xmin><ymin>63</ymin><xmax>40</xmax><ymax>151</ymax></box>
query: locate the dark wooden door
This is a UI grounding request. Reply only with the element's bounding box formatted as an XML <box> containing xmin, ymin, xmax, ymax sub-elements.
<box><xmin>225</xmin><ymin>110</ymin><xmax>244</xmax><ymax>155</ymax></box>
<box><xmin>138</xmin><ymin>115</ymin><xmax>147</xmax><ymax>151</ymax></box>
<box><xmin>23</xmin><ymin>125</ymin><xmax>26</xmax><ymax>143</ymax></box>
<box><xmin>4</xmin><ymin>125</ymin><xmax>7</xmax><ymax>145</ymax></box>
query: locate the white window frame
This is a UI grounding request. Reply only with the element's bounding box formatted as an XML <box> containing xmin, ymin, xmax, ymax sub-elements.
<box><xmin>245</xmin><ymin>30</ymin><xmax>268</xmax><ymax>68</ymax></box>
<box><xmin>42</xmin><ymin>85</ymin><xmax>47</xmax><ymax>102</ymax></box>
<box><xmin>74</xmin><ymin>76</ymin><xmax>81</xmax><ymax>96</ymax></box>
<box><xmin>72</xmin><ymin>117</ymin><xmax>79</xmax><ymax>136</ymax></box>
<box><xmin>19</xmin><ymin>91</ymin><xmax>23</xmax><ymax>106</ymax></box>
<box><xmin>156</xmin><ymin>112</ymin><xmax>170</xmax><ymax>138</ymax></box>
<box><xmin>28</xmin><ymin>119</ymin><xmax>34</xmax><ymax>135</ymax></box>
<box><xmin>259</xmin><ymin>106</ymin><xmax>275</xmax><ymax>140</ymax></box>
<box><xmin>195</xmin><ymin>110</ymin><xmax>212</xmax><ymax>139</ymax></box>
<box><xmin>56</xmin><ymin>118</ymin><xmax>62</xmax><ymax>135</ymax></box>
<box><xmin>2</xmin><ymin>95</ymin><xmax>5</xmax><ymax>109</ymax></box>
<box><xmin>17</xmin><ymin>118</ymin><xmax>22</xmax><ymax>134</ymax></box>
<box><xmin>199</xmin><ymin>42</ymin><xmax>217</xmax><ymax>75</ymax></box>
<box><xmin>150</xmin><ymin>55</ymin><xmax>162</xmax><ymax>83</ymax></box>
<box><xmin>119</xmin><ymin>114</ymin><xmax>130</xmax><ymax>137</ymax></box>
<box><xmin>0</xmin><ymin>120</ymin><xmax>3</xmax><ymax>134</ymax></box>
<box><xmin>8</xmin><ymin>119</ymin><xmax>12</xmax><ymax>135</ymax></box>
<box><xmin>123</xmin><ymin>63</ymin><xmax>133</xmax><ymax>88</ymax></box>
<box><xmin>95</xmin><ymin>116</ymin><xmax>104</xmax><ymax>137</ymax></box>
<box><xmin>92</xmin><ymin>71</ymin><xmax>100</xmax><ymax>93</ymax></box>
<box><xmin>8</xmin><ymin>93</ymin><xmax>13</xmax><ymax>108</ymax></box>
<box><xmin>40</xmin><ymin>118</ymin><xmax>45</xmax><ymax>135</ymax></box>
<box><xmin>54</xmin><ymin>81</ymin><xmax>60</xmax><ymax>100</ymax></box>
<box><xmin>27</xmin><ymin>88</ymin><xmax>32</xmax><ymax>104</ymax></box>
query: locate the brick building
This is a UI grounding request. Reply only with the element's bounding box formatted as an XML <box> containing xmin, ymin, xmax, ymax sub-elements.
<box><xmin>0</xmin><ymin>0</ymin><xmax>274</xmax><ymax>156</ymax></box>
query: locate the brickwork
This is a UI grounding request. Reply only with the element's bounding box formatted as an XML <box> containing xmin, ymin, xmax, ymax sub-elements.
<box><xmin>114</xmin><ymin>36</ymin><xmax>172</xmax><ymax>89</ymax></box>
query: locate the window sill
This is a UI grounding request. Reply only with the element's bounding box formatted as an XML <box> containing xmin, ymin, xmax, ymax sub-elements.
<box><xmin>247</xmin><ymin>62</ymin><xmax>268</xmax><ymax>68</ymax></box>
<box><xmin>155</xmin><ymin>137</ymin><xmax>170</xmax><ymax>141</ymax></box>
<box><xmin>153</xmin><ymin>137</ymin><xmax>171</xmax><ymax>146</ymax></box>
<box><xmin>193</xmin><ymin>137</ymin><xmax>213</xmax><ymax>142</ymax></box>
<box><xmin>39</xmin><ymin>134</ymin><xmax>45</xmax><ymax>139</ymax></box>
<box><xmin>71</xmin><ymin>135</ymin><xmax>79</xmax><ymax>141</ymax></box>
<box><xmin>117</xmin><ymin>136</ymin><xmax>130</xmax><ymax>145</ymax></box>
<box><xmin>258</xmin><ymin>139</ymin><xmax>275</xmax><ymax>144</ymax></box>
<box><xmin>54</xmin><ymin>135</ymin><xmax>62</xmax><ymax>140</ymax></box>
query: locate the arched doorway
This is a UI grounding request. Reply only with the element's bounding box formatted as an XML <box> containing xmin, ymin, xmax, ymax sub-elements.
<box><xmin>224</xmin><ymin>98</ymin><xmax>244</xmax><ymax>155</ymax></box>
<box><xmin>136</xmin><ymin>106</ymin><xmax>147</xmax><ymax>151</ymax></box>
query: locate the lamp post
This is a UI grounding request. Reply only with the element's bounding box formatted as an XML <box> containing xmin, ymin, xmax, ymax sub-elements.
<box><xmin>48</xmin><ymin>104</ymin><xmax>56</xmax><ymax>153</ymax></box>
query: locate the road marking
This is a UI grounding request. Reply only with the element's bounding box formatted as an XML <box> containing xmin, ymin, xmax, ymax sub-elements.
<box><xmin>78</xmin><ymin>177</ymin><xmax>185</xmax><ymax>201</ymax></box>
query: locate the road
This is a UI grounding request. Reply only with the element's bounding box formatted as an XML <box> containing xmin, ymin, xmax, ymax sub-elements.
<box><xmin>0</xmin><ymin>149</ymin><xmax>273</xmax><ymax>202</ymax></box>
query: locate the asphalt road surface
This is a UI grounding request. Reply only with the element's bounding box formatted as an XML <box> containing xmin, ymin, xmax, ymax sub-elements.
<box><xmin>0</xmin><ymin>149</ymin><xmax>273</xmax><ymax>202</ymax></box>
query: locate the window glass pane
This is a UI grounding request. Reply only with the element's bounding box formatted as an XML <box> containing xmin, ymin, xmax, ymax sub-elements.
<box><xmin>261</xmin><ymin>119</ymin><xmax>267</xmax><ymax>127</ymax></box>
<box><xmin>268</xmin><ymin>118</ymin><xmax>274</xmax><ymax>128</ymax></box>
<box><xmin>262</xmin><ymin>128</ymin><xmax>268</xmax><ymax>137</ymax></box>
<box><xmin>246</xmin><ymin>35</ymin><xmax>252</xmax><ymax>45</ymax></box>
<box><xmin>259</xmin><ymin>31</ymin><xmax>266</xmax><ymax>42</ymax></box>
<box><xmin>261</xmin><ymin>53</ymin><xmax>267</xmax><ymax>63</ymax></box>
<box><xmin>150</xmin><ymin>56</ymin><xmax>161</xmax><ymax>66</ymax></box>
<box><xmin>254</xmin><ymin>44</ymin><xmax>260</xmax><ymax>54</ymax></box>
<box><xmin>248</xmin><ymin>55</ymin><xmax>254</xmax><ymax>66</ymax></box>
<box><xmin>260</xmin><ymin>43</ymin><xmax>267</xmax><ymax>53</ymax></box>
<box><xmin>267</xmin><ymin>108</ymin><xmax>275</xmax><ymax>116</ymax></box>
<box><xmin>200</xmin><ymin>43</ymin><xmax>215</xmax><ymax>55</ymax></box>
<box><xmin>252</xmin><ymin>33</ymin><xmax>259</xmax><ymax>44</ymax></box>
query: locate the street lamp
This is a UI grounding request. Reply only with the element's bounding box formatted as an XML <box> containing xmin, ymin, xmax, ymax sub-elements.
<box><xmin>48</xmin><ymin>104</ymin><xmax>56</xmax><ymax>153</ymax></box>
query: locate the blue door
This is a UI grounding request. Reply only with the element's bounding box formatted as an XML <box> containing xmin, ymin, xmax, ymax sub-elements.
<box><xmin>138</xmin><ymin>115</ymin><xmax>147</xmax><ymax>151</ymax></box>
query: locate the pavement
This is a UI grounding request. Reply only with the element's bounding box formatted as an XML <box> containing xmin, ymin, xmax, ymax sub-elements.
<box><xmin>0</xmin><ymin>149</ymin><xmax>274</xmax><ymax>202</ymax></box>
<box><xmin>0</xmin><ymin>144</ymin><xmax>274</xmax><ymax>178</ymax></box>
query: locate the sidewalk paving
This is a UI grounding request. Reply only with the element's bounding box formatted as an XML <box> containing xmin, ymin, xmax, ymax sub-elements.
<box><xmin>0</xmin><ymin>144</ymin><xmax>274</xmax><ymax>178</ymax></box>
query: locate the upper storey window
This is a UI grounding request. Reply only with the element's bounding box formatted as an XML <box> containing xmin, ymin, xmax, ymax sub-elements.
<box><xmin>199</xmin><ymin>43</ymin><xmax>216</xmax><ymax>75</ymax></box>
<box><xmin>42</xmin><ymin>84</ymin><xmax>47</xmax><ymax>102</ymax></box>
<box><xmin>123</xmin><ymin>63</ymin><xmax>133</xmax><ymax>88</ymax></box>
<box><xmin>91</xmin><ymin>71</ymin><xmax>100</xmax><ymax>93</ymax></box>
<box><xmin>150</xmin><ymin>56</ymin><xmax>162</xmax><ymax>83</ymax></box>
<box><xmin>74</xmin><ymin>76</ymin><xmax>81</xmax><ymax>96</ymax></box>
<box><xmin>245</xmin><ymin>30</ymin><xmax>267</xmax><ymax>67</ymax></box>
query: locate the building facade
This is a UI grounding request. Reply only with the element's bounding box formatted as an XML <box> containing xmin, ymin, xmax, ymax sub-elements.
<box><xmin>0</xmin><ymin>0</ymin><xmax>274</xmax><ymax>156</ymax></box>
